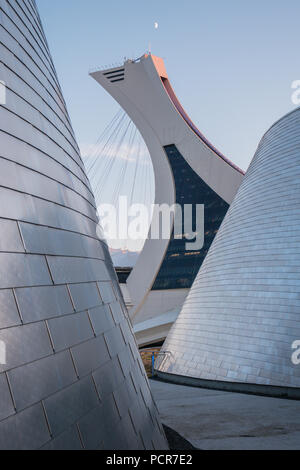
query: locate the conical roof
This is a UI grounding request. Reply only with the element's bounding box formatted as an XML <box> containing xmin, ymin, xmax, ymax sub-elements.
<box><xmin>0</xmin><ymin>0</ymin><xmax>167</xmax><ymax>449</ymax></box>
<box><xmin>157</xmin><ymin>107</ymin><xmax>300</xmax><ymax>397</ymax></box>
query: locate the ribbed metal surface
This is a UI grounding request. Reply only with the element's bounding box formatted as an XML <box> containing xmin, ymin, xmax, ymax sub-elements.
<box><xmin>157</xmin><ymin>108</ymin><xmax>300</xmax><ymax>392</ymax></box>
<box><xmin>0</xmin><ymin>0</ymin><xmax>167</xmax><ymax>449</ymax></box>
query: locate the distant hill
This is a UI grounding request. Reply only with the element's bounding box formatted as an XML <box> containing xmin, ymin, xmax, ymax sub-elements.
<box><xmin>110</xmin><ymin>249</ymin><xmax>140</xmax><ymax>267</ymax></box>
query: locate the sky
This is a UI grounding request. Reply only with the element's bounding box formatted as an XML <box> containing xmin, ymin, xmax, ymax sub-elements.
<box><xmin>36</xmin><ymin>0</ymin><xmax>300</xmax><ymax>251</ymax></box>
<box><xmin>37</xmin><ymin>0</ymin><xmax>300</xmax><ymax>170</ymax></box>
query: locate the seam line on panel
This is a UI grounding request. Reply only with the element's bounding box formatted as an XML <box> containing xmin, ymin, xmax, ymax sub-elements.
<box><xmin>12</xmin><ymin>287</ymin><xmax>24</xmax><ymax>324</ymax></box>
<box><xmin>1</xmin><ymin>7</ymin><xmax>63</xmax><ymax>98</ymax></box>
<box><xmin>69</xmin><ymin>348</ymin><xmax>80</xmax><ymax>380</ymax></box>
<box><xmin>16</xmin><ymin>221</ymin><xmax>27</xmax><ymax>253</ymax></box>
<box><xmin>0</xmin><ymin>39</ymin><xmax>81</xmax><ymax>164</ymax></box>
<box><xmin>1</xmin><ymin>7</ymin><xmax>67</xmax><ymax>114</ymax></box>
<box><xmin>45</xmin><ymin>320</ymin><xmax>55</xmax><ymax>353</ymax></box>
<box><xmin>41</xmin><ymin>400</ymin><xmax>53</xmax><ymax>438</ymax></box>
<box><xmin>76</xmin><ymin>423</ymin><xmax>85</xmax><ymax>449</ymax></box>
<box><xmin>112</xmin><ymin>391</ymin><xmax>122</xmax><ymax>420</ymax></box>
<box><xmin>2</xmin><ymin>79</ymin><xmax>81</xmax><ymax>157</ymax></box>
<box><xmin>86</xmin><ymin>310</ymin><xmax>97</xmax><ymax>338</ymax></box>
<box><xmin>0</xmin><ymin>180</ymin><xmax>97</xmax><ymax>224</ymax></box>
<box><xmin>5</xmin><ymin>0</ymin><xmax>51</xmax><ymax>62</ymax></box>
<box><xmin>0</xmin><ymin>215</ymin><xmax>101</xmax><ymax>244</ymax></box>
<box><xmin>0</xmin><ymin>57</ymin><xmax>78</xmax><ymax>149</ymax></box>
<box><xmin>44</xmin><ymin>257</ymin><xmax>55</xmax><ymax>286</ymax></box>
<box><xmin>0</xmin><ymin>122</ymin><xmax>89</xmax><ymax>191</ymax></box>
<box><xmin>4</xmin><ymin>1</ymin><xmax>62</xmax><ymax>85</ymax></box>
<box><xmin>5</xmin><ymin>372</ymin><xmax>17</xmax><ymax>412</ymax></box>
<box><xmin>91</xmin><ymin>373</ymin><xmax>102</xmax><ymax>403</ymax></box>
<box><xmin>66</xmin><ymin>285</ymin><xmax>76</xmax><ymax>312</ymax></box>
<box><xmin>0</xmin><ymin>102</ymin><xmax>85</xmax><ymax>176</ymax></box>
<box><xmin>10</xmin><ymin>0</ymin><xmax>51</xmax><ymax>53</ymax></box>
<box><xmin>95</xmin><ymin>282</ymin><xmax>103</xmax><ymax>303</ymax></box>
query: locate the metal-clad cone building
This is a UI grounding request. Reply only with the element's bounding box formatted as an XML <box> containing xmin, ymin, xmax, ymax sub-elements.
<box><xmin>156</xmin><ymin>107</ymin><xmax>300</xmax><ymax>398</ymax></box>
<box><xmin>0</xmin><ymin>0</ymin><xmax>167</xmax><ymax>449</ymax></box>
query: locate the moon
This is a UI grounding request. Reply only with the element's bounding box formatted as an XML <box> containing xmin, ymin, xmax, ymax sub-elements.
<box><xmin>154</xmin><ymin>22</ymin><xmax>159</xmax><ymax>30</ymax></box>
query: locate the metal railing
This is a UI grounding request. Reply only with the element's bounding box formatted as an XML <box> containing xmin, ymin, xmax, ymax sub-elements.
<box><xmin>153</xmin><ymin>350</ymin><xmax>172</xmax><ymax>375</ymax></box>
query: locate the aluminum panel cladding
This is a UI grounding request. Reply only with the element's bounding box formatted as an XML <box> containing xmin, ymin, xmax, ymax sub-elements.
<box><xmin>0</xmin><ymin>0</ymin><xmax>168</xmax><ymax>450</ymax></box>
<box><xmin>157</xmin><ymin>108</ymin><xmax>300</xmax><ymax>397</ymax></box>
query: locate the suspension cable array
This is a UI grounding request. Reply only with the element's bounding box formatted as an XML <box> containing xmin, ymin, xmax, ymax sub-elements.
<box><xmin>84</xmin><ymin>110</ymin><xmax>155</xmax><ymax>212</ymax></box>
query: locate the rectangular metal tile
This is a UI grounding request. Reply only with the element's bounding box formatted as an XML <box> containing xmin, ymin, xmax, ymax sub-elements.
<box><xmin>0</xmin><ymin>153</ymin><xmax>91</xmax><ymax>219</ymax></box>
<box><xmin>102</xmin><ymin>411</ymin><xmax>131</xmax><ymax>450</ymax></box>
<box><xmin>0</xmin><ymin>322</ymin><xmax>53</xmax><ymax>373</ymax></box>
<box><xmin>43</xmin><ymin>376</ymin><xmax>99</xmax><ymax>437</ymax></box>
<box><xmin>0</xmin><ymin>186</ymin><xmax>96</xmax><ymax>239</ymax></box>
<box><xmin>113</xmin><ymin>380</ymin><xmax>131</xmax><ymax>418</ymax></box>
<box><xmin>77</xmin><ymin>404</ymin><xmax>106</xmax><ymax>450</ymax></box>
<box><xmin>0</xmin><ymin>373</ymin><xmax>15</xmax><ymax>421</ymax></box>
<box><xmin>0</xmin><ymin>403</ymin><xmax>51</xmax><ymax>450</ymax></box>
<box><xmin>68</xmin><ymin>282</ymin><xmax>101</xmax><ymax>312</ymax></box>
<box><xmin>109</xmin><ymin>302</ymin><xmax>124</xmax><ymax>325</ymax></box>
<box><xmin>127</xmin><ymin>397</ymin><xmax>147</xmax><ymax>443</ymax></box>
<box><xmin>119</xmin><ymin>318</ymin><xmax>133</xmax><ymax>343</ymax></box>
<box><xmin>121</xmin><ymin>412</ymin><xmax>143</xmax><ymax>450</ymax></box>
<box><xmin>97</xmin><ymin>281</ymin><xmax>116</xmax><ymax>304</ymax></box>
<box><xmin>0</xmin><ymin>253</ymin><xmax>52</xmax><ymax>289</ymax></box>
<box><xmin>118</xmin><ymin>346</ymin><xmax>135</xmax><ymax>378</ymax></box>
<box><xmin>0</xmin><ymin>289</ymin><xmax>21</xmax><ymax>329</ymax></box>
<box><xmin>19</xmin><ymin>222</ymin><xmax>104</xmax><ymax>259</ymax></box>
<box><xmin>92</xmin><ymin>356</ymin><xmax>124</xmax><ymax>399</ymax></box>
<box><xmin>46</xmin><ymin>257</ymin><xmax>110</xmax><ymax>284</ymax></box>
<box><xmin>104</xmin><ymin>325</ymin><xmax>126</xmax><ymax>357</ymax></box>
<box><xmin>101</xmin><ymin>393</ymin><xmax>121</xmax><ymax>430</ymax></box>
<box><xmin>15</xmin><ymin>285</ymin><xmax>74</xmax><ymax>323</ymax></box>
<box><xmin>41</xmin><ymin>426</ymin><xmax>83</xmax><ymax>450</ymax></box>
<box><xmin>88</xmin><ymin>305</ymin><xmax>115</xmax><ymax>336</ymax></box>
<box><xmin>8</xmin><ymin>351</ymin><xmax>77</xmax><ymax>411</ymax></box>
<box><xmin>47</xmin><ymin>311</ymin><xmax>94</xmax><ymax>352</ymax></box>
<box><xmin>71</xmin><ymin>336</ymin><xmax>110</xmax><ymax>378</ymax></box>
<box><xmin>0</xmin><ymin>127</ymin><xmax>91</xmax><ymax>204</ymax></box>
<box><xmin>0</xmin><ymin>219</ymin><xmax>24</xmax><ymax>252</ymax></box>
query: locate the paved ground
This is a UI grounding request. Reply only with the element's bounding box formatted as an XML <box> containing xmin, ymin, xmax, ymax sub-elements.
<box><xmin>150</xmin><ymin>379</ymin><xmax>300</xmax><ymax>450</ymax></box>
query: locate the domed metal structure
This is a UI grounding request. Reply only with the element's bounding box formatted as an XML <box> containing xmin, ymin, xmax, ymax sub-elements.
<box><xmin>156</xmin><ymin>107</ymin><xmax>300</xmax><ymax>398</ymax></box>
<box><xmin>0</xmin><ymin>0</ymin><xmax>167</xmax><ymax>449</ymax></box>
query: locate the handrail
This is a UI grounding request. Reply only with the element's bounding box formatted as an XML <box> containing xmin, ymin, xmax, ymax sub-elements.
<box><xmin>153</xmin><ymin>350</ymin><xmax>172</xmax><ymax>374</ymax></box>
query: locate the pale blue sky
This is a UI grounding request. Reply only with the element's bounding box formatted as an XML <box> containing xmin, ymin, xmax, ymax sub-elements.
<box><xmin>37</xmin><ymin>0</ymin><xmax>300</xmax><ymax>172</ymax></box>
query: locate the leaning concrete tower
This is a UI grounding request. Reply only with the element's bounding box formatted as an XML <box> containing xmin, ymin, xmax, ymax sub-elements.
<box><xmin>156</xmin><ymin>107</ymin><xmax>300</xmax><ymax>398</ymax></box>
<box><xmin>91</xmin><ymin>54</ymin><xmax>244</xmax><ymax>347</ymax></box>
<box><xmin>0</xmin><ymin>0</ymin><xmax>167</xmax><ymax>449</ymax></box>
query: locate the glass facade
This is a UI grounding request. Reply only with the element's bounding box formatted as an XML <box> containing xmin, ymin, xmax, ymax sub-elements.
<box><xmin>152</xmin><ymin>144</ymin><xmax>229</xmax><ymax>290</ymax></box>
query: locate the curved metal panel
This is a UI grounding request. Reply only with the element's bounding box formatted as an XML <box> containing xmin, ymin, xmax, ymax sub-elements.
<box><xmin>157</xmin><ymin>107</ymin><xmax>300</xmax><ymax>395</ymax></box>
<box><xmin>0</xmin><ymin>0</ymin><xmax>167</xmax><ymax>449</ymax></box>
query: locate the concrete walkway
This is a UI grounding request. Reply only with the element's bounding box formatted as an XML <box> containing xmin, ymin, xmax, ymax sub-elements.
<box><xmin>150</xmin><ymin>379</ymin><xmax>300</xmax><ymax>450</ymax></box>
